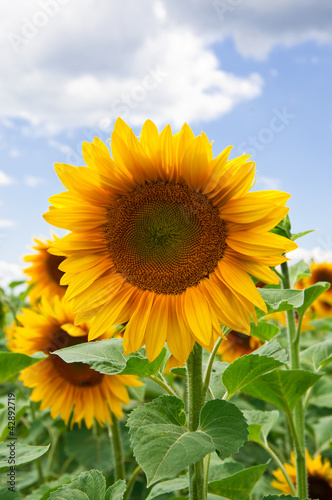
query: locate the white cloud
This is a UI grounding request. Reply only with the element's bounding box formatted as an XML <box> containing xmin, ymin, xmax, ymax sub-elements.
<box><xmin>0</xmin><ymin>219</ymin><xmax>15</xmax><ymax>228</ymax></box>
<box><xmin>0</xmin><ymin>1</ymin><xmax>330</xmax><ymax>132</ymax></box>
<box><xmin>0</xmin><ymin>261</ymin><xmax>25</xmax><ymax>290</ymax></box>
<box><xmin>0</xmin><ymin>170</ymin><xmax>15</xmax><ymax>186</ymax></box>
<box><xmin>25</xmin><ymin>175</ymin><xmax>47</xmax><ymax>187</ymax></box>
<box><xmin>288</xmin><ymin>246</ymin><xmax>332</xmax><ymax>264</ymax></box>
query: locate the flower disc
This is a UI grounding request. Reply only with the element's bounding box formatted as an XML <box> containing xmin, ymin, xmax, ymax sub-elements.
<box><xmin>43</xmin><ymin>118</ymin><xmax>297</xmax><ymax>362</ymax></box>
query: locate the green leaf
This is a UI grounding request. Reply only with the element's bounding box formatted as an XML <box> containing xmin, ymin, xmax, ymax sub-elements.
<box><xmin>25</xmin><ymin>475</ymin><xmax>72</xmax><ymax>500</ymax></box>
<box><xmin>253</xmin><ymin>339</ymin><xmax>288</xmax><ymax>362</ymax></box>
<box><xmin>309</xmin><ymin>377</ymin><xmax>332</xmax><ymax>408</ymax></box>
<box><xmin>0</xmin><ymin>352</ymin><xmax>46</xmax><ymax>384</ymax></box>
<box><xmin>291</xmin><ymin>229</ymin><xmax>314</xmax><ymax>241</ymax></box>
<box><xmin>105</xmin><ymin>480</ymin><xmax>126</xmax><ymax>500</ymax></box>
<box><xmin>147</xmin><ymin>477</ymin><xmax>188</xmax><ymax>499</ymax></box>
<box><xmin>170</xmin><ymin>367</ymin><xmax>187</xmax><ymax>377</ymax></box>
<box><xmin>313</xmin><ymin>415</ymin><xmax>332</xmax><ymax>454</ymax></box>
<box><xmin>0</xmin><ymin>443</ymin><xmax>50</xmax><ymax>471</ymax></box>
<box><xmin>0</xmin><ymin>404</ymin><xmax>28</xmax><ymax>442</ymax></box>
<box><xmin>127</xmin><ymin>396</ymin><xmax>248</xmax><ymax>486</ymax></box>
<box><xmin>249</xmin><ymin>322</ymin><xmax>280</xmax><ymax>342</ymax></box>
<box><xmin>222</xmin><ymin>353</ymin><xmax>285</xmax><ymax>400</ymax></box>
<box><xmin>208</xmin><ymin>456</ymin><xmax>244</xmax><ymax>482</ymax></box>
<box><xmin>243</xmin><ymin>410</ymin><xmax>279</xmax><ymax>443</ymax></box>
<box><xmin>207</xmin><ymin>463</ymin><xmax>268</xmax><ymax>500</ymax></box>
<box><xmin>54</xmin><ymin>339</ymin><xmax>126</xmax><ymax>375</ymax></box>
<box><xmin>296</xmin><ymin>282</ymin><xmax>330</xmax><ymax>318</ymax></box>
<box><xmin>241</xmin><ymin>369</ymin><xmax>321</xmax><ymax>414</ymax></box>
<box><xmin>300</xmin><ymin>340</ymin><xmax>332</xmax><ymax>371</ymax></box>
<box><xmin>257</xmin><ymin>289</ymin><xmax>304</xmax><ymax>319</ymax></box>
<box><xmin>208</xmin><ymin>361</ymin><xmax>229</xmax><ymax>399</ymax></box>
<box><xmin>50</xmin><ymin>470</ymin><xmax>106</xmax><ymax>500</ymax></box>
<box><xmin>50</xmin><ymin>490</ymin><xmax>89</xmax><ymax>500</ymax></box>
<box><xmin>8</xmin><ymin>281</ymin><xmax>26</xmax><ymax>289</ymax></box>
<box><xmin>0</xmin><ymin>489</ymin><xmax>21</xmax><ymax>500</ymax></box>
<box><xmin>120</xmin><ymin>347</ymin><xmax>167</xmax><ymax>376</ymax></box>
<box><xmin>289</xmin><ymin>260</ymin><xmax>311</xmax><ymax>287</ymax></box>
<box><xmin>64</xmin><ymin>427</ymin><xmax>114</xmax><ymax>472</ymax></box>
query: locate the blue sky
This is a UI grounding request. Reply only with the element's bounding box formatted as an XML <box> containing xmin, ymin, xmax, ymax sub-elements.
<box><xmin>1</xmin><ymin>0</ymin><xmax>332</xmax><ymax>286</ymax></box>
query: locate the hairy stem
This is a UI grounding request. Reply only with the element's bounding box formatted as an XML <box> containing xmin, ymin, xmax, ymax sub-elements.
<box><xmin>108</xmin><ymin>416</ymin><xmax>125</xmax><ymax>481</ymax></box>
<box><xmin>187</xmin><ymin>343</ymin><xmax>206</xmax><ymax>500</ymax></box>
<box><xmin>281</xmin><ymin>261</ymin><xmax>308</xmax><ymax>499</ymax></box>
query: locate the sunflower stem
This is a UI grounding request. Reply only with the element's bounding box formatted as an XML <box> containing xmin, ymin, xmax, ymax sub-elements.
<box><xmin>108</xmin><ymin>416</ymin><xmax>125</xmax><ymax>481</ymax></box>
<box><xmin>148</xmin><ymin>375</ymin><xmax>177</xmax><ymax>396</ymax></box>
<box><xmin>187</xmin><ymin>343</ymin><xmax>206</xmax><ymax>500</ymax></box>
<box><xmin>123</xmin><ymin>465</ymin><xmax>142</xmax><ymax>500</ymax></box>
<box><xmin>202</xmin><ymin>332</ymin><xmax>228</xmax><ymax>401</ymax></box>
<box><xmin>281</xmin><ymin>260</ymin><xmax>308</xmax><ymax>499</ymax></box>
<box><xmin>260</xmin><ymin>440</ymin><xmax>297</xmax><ymax>496</ymax></box>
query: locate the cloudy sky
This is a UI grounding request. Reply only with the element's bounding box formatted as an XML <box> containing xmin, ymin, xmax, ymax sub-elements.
<box><xmin>1</xmin><ymin>0</ymin><xmax>332</xmax><ymax>286</ymax></box>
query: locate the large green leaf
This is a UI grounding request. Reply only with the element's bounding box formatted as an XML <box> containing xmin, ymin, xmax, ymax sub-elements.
<box><xmin>309</xmin><ymin>377</ymin><xmax>332</xmax><ymax>408</ymax></box>
<box><xmin>250</xmin><ymin>339</ymin><xmax>287</xmax><ymax>362</ymax></box>
<box><xmin>249</xmin><ymin>322</ymin><xmax>280</xmax><ymax>342</ymax></box>
<box><xmin>0</xmin><ymin>352</ymin><xmax>46</xmax><ymax>384</ymax></box>
<box><xmin>127</xmin><ymin>396</ymin><xmax>248</xmax><ymax>486</ymax></box>
<box><xmin>300</xmin><ymin>340</ymin><xmax>332</xmax><ymax>371</ymax></box>
<box><xmin>120</xmin><ymin>347</ymin><xmax>167</xmax><ymax>376</ymax></box>
<box><xmin>243</xmin><ymin>410</ymin><xmax>279</xmax><ymax>443</ymax></box>
<box><xmin>105</xmin><ymin>480</ymin><xmax>126</xmax><ymax>500</ymax></box>
<box><xmin>207</xmin><ymin>463</ymin><xmax>268</xmax><ymax>500</ymax></box>
<box><xmin>50</xmin><ymin>470</ymin><xmax>106</xmax><ymax>500</ymax></box>
<box><xmin>146</xmin><ymin>477</ymin><xmax>188</xmax><ymax>500</ymax></box>
<box><xmin>0</xmin><ymin>488</ymin><xmax>21</xmax><ymax>500</ymax></box>
<box><xmin>241</xmin><ymin>369</ymin><xmax>321</xmax><ymax>414</ymax></box>
<box><xmin>296</xmin><ymin>282</ymin><xmax>330</xmax><ymax>318</ymax></box>
<box><xmin>313</xmin><ymin>415</ymin><xmax>332</xmax><ymax>454</ymax></box>
<box><xmin>222</xmin><ymin>354</ymin><xmax>285</xmax><ymax>400</ymax></box>
<box><xmin>64</xmin><ymin>427</ymin><xmax>114</xmax><ymax>472</ymax></box>
<box><xmin>54</xmin><ymin>339</ymin><xmax>126</xmax><ymax>375</ymax></box>
<box><xmin>25</xmin><ymin>475</ymin><xmax>72</xmax><ymax>500</ymax></box>
<box><xmin>0</xmin><ymin>443</ymin><xmax>50</xmax><ymax>471</ymax></box>
<box><xmin>257</xmin><ymin>289</ymin><xmax>304</xmax><ymax>319</ymax></box>
<box><xmin>289</xmin><ymin>260</ymin><xmax>311</xmax><ymax>287</ymax></box>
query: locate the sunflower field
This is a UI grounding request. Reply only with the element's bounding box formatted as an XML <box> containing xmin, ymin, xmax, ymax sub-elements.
<box><xmin>1</xmin><ymin>120</ymin><xmax>332</xmax><ymax>500</ymax></box>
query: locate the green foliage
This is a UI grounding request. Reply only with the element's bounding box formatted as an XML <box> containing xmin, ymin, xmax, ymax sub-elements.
<box><xmin>257</xmin><ymin>288</ymin><xmax>304</xmax><ymax>319</ymax></box>
<box><xmin>260</xmin><ymin>496</ymin><xmax>303</xmax><ymax>500</ymax></box>
<box><xmin>50</xmin><ymin>470</ymin><xmax>110</xmax><ymax>500</ymax></box>
<box><xmin>296</xmin><ymin>282</ymin><xmax>330</xmax><ymax>318</ymax></box>
<box><xmin>207</xmin><ymin>463</ymin><xmax>268</xmax><ymax>499</ymax></box>
<box><xmin>243</xmin><ymin>410</ymin><xmax>279</xmax><ymax>443</ymax></box>
<box><xmin>241</xmin><ymin>369</ymin><xmax>321</xmax><ymax>414</ymax></box>
<box><xmin>25</xmin><ymin>475</ymin><xmax>72</xmax><ymax>500</ymax></box>
<box><xmin>300</xmin><ymin>339</ymin><xmax>332</xmax><ymax>371</ymax></box>
<box><xmin>0</xmin><ymin>352</ymin><xmax>46</xmax><ymax>384</ymax></box>
<box><xmin>0</xmin><ymin>443</ymin><xmax>50</xmax><ymax>471</ymax></box>
<box><xmin>105</xmin><ymin>480</ymin><xmax>126</xmax><ymax>500</ymax></box>
<box><xmin>0</xmin><ymin>404</ymin><xmax>28</xmax><ymax>442</ymax></box>
<box><xmin>249</xmin><ymin>322</ymin><xmax>280</xmax><ymax>342</ymax></box>
<box><xmin>288</xmin><ymin>260</ymin><xmax>311</xmax><ymax>287</ymax></box>
<box><xmin>127</xmin><ymin>396</ymin><xmax>248</xmax><ymax>485</ymax></box>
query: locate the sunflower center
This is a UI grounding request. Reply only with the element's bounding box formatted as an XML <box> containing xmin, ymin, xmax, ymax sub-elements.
<box><xmin>105</xmin><ymin>181</ymin><xmax>227</xmax><ymax>294</ymax></box>
<box><xmin>48</xmin><ymin>328</ymin><xmax>103</xmax><ymax>387</ymax></box>
<box><xmin>46</xmin><ymin>253</ymin><xmax>66</xmax><ymax>286</ymax></box>
<box><xmin>227</xmin><ymin>331</ymin><xmax>251</xmax><ymax>347</ymax></box>
<box><xmin>308</xmin><ymin>474</ymin><xmax>332</xmax><ymax>500</ymax></box>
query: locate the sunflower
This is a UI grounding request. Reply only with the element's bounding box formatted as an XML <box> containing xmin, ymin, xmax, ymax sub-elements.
<box><xmin>217</xmin><ymin>330</ymin><xmax>262</xmax><ymax>363</ymax></box>
<box><xmin>271</xmin><ymin>450</ymin><xmax>332</xmax><ymax>499</ymax></box>
<box><xmin>296</xmin><ymin>262</ymin><xmax>332</xmax><ymax>318</ymax></box>
<box><xmin>9</xmin><ymin>296</ymin><xmax>141</xmax><ymax>428</ymax></box>
<box><xmin>43</xmin><ymin>118</ymin><xmax>297</xmax><ymax>362</ymax></box>
<box><xmin>24</xmin><ymin>235</ymin><xmax>67</xmax><ymax>303</ymax></box>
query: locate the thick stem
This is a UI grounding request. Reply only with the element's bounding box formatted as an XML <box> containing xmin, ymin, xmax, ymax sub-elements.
<box><xmin>187</xmin><ymin>343</ymin><xmax>206</xmax><ymax>500</ymax></box>
<box><xmin>109</xmin><ymin>416</ymin><xmax>125</xmax><ymax>481</ymax></box>
<box><xmin>281</xmin><ymin>261</ymin><xmax>308</xmax><ymax>499</ymax></box>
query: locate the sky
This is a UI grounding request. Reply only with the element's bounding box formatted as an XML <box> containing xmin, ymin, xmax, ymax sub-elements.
<box><xmin>1</xmin><ymin>0</ymin><xmax>332</xmax><ymax>287</ymax></box>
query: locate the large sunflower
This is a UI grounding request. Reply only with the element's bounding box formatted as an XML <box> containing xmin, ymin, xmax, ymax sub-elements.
<box><xmin>271</xmin><ymin>450</ymin><xmax>332</xmax><ymax>499</ymax></box>
<box><xmin>296</xmin><ymin>262</ymin><xmax>332</xmax><ymax>318</ymax></box>
<box><xmin>9</xmin><ymin>296</ymin><xmax>141</xmax><ymax>428</ymax></box>
<box><xmin>43</xmin><ymin>119</ymin><xmax>297</xmax><ymax>362</ymax></box>
<box><xmin>24</xmin><ymin>235</ymin><xmax>67</xmax><ymax>303</ymax></box>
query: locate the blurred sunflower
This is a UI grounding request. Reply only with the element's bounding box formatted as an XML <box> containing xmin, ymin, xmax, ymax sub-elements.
<box><xmin>272</xmin><ymin>450</ymin><xmax>332</xmax><ymax>499</ymax></box>
<box><xmin>43</xmin><ymin>118</ymin><xmax>296</xmax><ymax>362</ymax></box>
<box><xmin>296</xmin><ymin>262</ymin><xmax>332</xmax><ymax>318</ymax></box>
<box><xmin>24</xmin><ymin>235</ymin><xmax>67</xmax><ymax>303</ymax></box>
<box><xmin>8</xmin><ymin>296</ymin><xmax>141</xmax><ymax>428</ymax></box>
<box><xmin>218</xmin><ymin>331</ymin><xmax>262</xmax><ymax>363</ymax></box>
